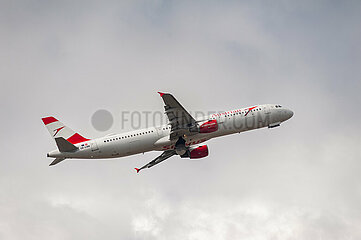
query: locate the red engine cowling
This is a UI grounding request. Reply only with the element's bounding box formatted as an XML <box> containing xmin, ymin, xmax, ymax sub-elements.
<box><xmin>199</xmin><ymin>119</ymin><xmax>218</xmax><ymax>133</ymax></box>
<box><xmin>189</xmin><ymin>145</ymin><xmax>209</xmax><ymax>159</ymax></box>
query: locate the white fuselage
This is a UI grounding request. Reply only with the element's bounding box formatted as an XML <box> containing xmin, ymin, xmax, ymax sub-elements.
<box><xmin>48</xmin><ymin>104</ymin><xmax>293</xmax><ymax>159</ymax></box>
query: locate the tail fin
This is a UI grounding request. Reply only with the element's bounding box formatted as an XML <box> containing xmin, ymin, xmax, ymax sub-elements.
<box><xmin>41</xmin><ymin>116</ymin><xmax>90</xmax><ymax>144</ymax></box>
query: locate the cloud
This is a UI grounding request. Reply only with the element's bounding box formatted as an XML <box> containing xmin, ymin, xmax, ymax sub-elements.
<box><xmin>131</xmin><ymin>190</ymin><xmax>361</xmax><ymax>240</ymax></box>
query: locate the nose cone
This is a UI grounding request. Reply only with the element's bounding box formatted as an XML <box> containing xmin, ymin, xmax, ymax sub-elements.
<box><xmin>284</xmin><ymin>109</ymin><xmax>294</xmax><ymax>120</ymax></box>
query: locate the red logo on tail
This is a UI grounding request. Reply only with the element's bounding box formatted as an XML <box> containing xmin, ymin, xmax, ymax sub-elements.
<box><xmin>53</xmin><ymin>126</ymin><xmax>65</xmax><ymax>137</ymax></box>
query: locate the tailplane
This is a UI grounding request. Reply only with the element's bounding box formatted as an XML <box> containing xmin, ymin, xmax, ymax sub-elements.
<box><xmin>49</xmin><ymin>158</ymin><xmax>66</xmax><ymax>166</ymax></box>
<box><xmin>55</xmin><ymin>137</ymin><xmax>78</xmax><ymax>152</ymax></box>
<box><xmin>41</xmin><ymin>116</ymin><xmax>90</xmax><ymax>144</ymax></box>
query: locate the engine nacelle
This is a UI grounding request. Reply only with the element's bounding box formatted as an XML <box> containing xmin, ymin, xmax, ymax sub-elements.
<box><xmin>189</xmin><ymin>145</ymin><xmax>209</xmax><ymax>159</ymax></box>
<box><xmin>199</xmin><ymin>119</ymin><xmax>218</xmax><ymax>133</ymax></box>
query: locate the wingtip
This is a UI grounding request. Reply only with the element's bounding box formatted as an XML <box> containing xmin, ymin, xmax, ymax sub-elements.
<box><xmin>135</xmin><ymin>168</ymin><xmax>140</xmax><ymax>173</ymax></box>
<box><xmin>157</xmin><ymin>92</ymin><xmax>165</xmax><ymax>97</ymax></box>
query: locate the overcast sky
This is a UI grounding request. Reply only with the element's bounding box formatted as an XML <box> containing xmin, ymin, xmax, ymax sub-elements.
<box><xmin>1</xmin><ymin>0</ymin><xmax>361</xmax><ymax>239</ymax></box>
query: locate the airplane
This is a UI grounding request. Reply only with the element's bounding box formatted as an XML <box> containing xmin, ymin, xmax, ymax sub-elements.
<box><xmin>42</xmin><ymin>92</ymin><xmax>294</xmax><ymax>172</ymax></box>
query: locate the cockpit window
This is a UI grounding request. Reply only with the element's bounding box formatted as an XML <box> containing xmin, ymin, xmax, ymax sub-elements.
<box><xmin>275</xmin><ymin>105</ymin><xmax>282</xmax><ymax>108</ymax></box>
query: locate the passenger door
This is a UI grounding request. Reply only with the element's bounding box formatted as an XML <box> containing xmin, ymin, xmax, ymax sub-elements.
<box><xmin>90</xmin><ymin>140</ymin><xmax>99</xmax><ymax>152</ymax></box>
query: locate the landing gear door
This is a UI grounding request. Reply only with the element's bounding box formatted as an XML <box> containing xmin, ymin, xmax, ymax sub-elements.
<box><xmin>90</xmin><ymin>140</ymin><xmax>99</xmax><ymax>152</ymax></box>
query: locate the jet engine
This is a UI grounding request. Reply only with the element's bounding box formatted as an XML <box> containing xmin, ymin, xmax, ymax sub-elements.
<box><xmin>199</xmin><ymin>120</ymin><xmax>218</xmax><ymax>133</ymax></box>
<box><xmin>181</xmin><ymin>145</ymin><xmax>209</xmax><ymax>159</ymax></box>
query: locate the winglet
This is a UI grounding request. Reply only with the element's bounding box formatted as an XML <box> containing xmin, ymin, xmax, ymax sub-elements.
<box><xmin>135</xmin><ymin>168</ymin><xmax>140</xmax><ymax>173</ymax></box>
<box><xmin>157</xmin><ymin>92</ymin><xmax>165</xmax><ymax>97</ymax></box>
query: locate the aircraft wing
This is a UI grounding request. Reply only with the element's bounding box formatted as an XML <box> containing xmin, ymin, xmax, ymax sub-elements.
<box><xmin>135</xmin><ymin>150</ymin><xmax>176</xmax><ymax>173</ymax></box>
<box><xmin>158</xmin><ymin>92</ymin><xmax>198</xmax><ymax>140</ymax></box>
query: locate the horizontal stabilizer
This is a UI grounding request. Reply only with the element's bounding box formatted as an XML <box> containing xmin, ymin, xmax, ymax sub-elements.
<box><xmin>55</xmin><ymin>137</ymin><xmax>78</xmax><ymax>152</ymax></box>
<box><xmin>49</xmin><ymin>158</ymin><xmax>66</xmax><ymax>166</ymax></box>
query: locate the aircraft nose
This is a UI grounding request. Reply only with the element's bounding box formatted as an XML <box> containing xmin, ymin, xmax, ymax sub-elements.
<box><xmin>284</xmin><ymin>109</ymin><xmax>294</xmax><ymax>120</ymax></box>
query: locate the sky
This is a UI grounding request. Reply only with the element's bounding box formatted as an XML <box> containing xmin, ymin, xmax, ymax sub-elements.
<box><xmin>1</xmin><ymin>0</ymin><xmax>361</xmax><ymax>239</ymax></box>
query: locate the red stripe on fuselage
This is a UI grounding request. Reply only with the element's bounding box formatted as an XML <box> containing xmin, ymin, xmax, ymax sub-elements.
<box><xmin>42</xmin><ymin>117</ymin><xmax>58</xmax><ymax>125</ymax></box>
